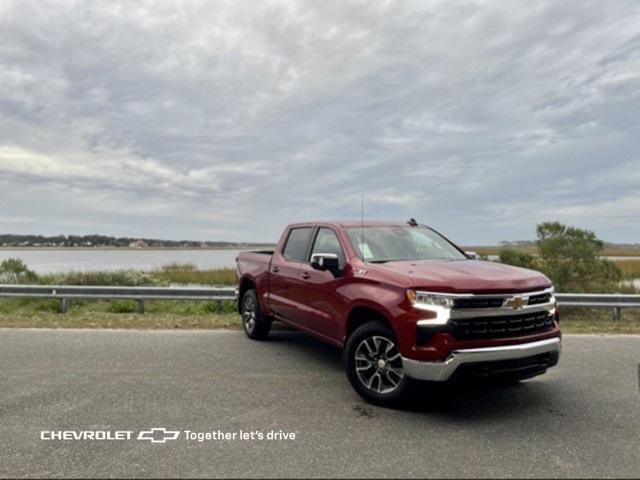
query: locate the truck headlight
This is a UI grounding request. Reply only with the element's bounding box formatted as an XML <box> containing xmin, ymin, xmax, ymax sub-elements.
<box><xmin>548</xmin><ymin>285</ymin><xmax>558</xmax><ymax>319</ymax></box>
<box><xmin>406</xmin><ymin>290</ymin><xmax>454</xmax><ymax>325</ymax></box>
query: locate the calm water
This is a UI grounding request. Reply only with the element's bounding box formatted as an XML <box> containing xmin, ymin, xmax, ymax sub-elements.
<box><xmin>0</xmin><ymin>249</ymin><xmax>244</xmax><ymax>273</ymax></box>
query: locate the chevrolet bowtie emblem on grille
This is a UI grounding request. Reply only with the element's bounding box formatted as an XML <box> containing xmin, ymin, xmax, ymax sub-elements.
<box><xmin>137</xmin><ymin>428</ymin><xmax>181</xmax><ymax>443</ymax></box>
<box><xmin>503</xmin><ymin>295</ymin><xmax>527</xmax><ymax>309</ymax></box>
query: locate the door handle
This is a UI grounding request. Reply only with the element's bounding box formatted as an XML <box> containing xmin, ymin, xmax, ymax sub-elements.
<box><xmin>301</xmin><ymin>272</ymin><xmax>311</xmax><ymax>280</ymax></box>
<box><xmin>272</xmin><ymin>266</ymin><xmax>280</xmax><ymax>273</ymax></box>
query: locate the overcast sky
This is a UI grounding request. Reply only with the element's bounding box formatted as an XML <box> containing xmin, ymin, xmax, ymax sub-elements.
<box><xmin>1</xmin><ymin>0</ymin><xmax>639</xmax><ymax>244</ymax></box>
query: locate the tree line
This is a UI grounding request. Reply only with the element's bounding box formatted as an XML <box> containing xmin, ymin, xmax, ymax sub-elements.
<box><xmin>0</xmin><ymin>234</ymin><xmax>272</xmax><ymax>248</ymax></box>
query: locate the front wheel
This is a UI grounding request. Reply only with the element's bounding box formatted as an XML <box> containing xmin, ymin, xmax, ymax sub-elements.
<box><xmin>344</xmin><ymin>321</ymin><xmax>413</xmax><ymax>407</ymax></box>
<box><xmin>240</xmin><ymin>289</ymin><xmax>271</xmax><ymax>340</ymax></box>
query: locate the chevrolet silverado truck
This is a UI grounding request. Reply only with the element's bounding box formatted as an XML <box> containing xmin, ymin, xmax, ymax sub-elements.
<box><xmin>236</xmin><ymin>220</ymin><xmax>561</xmax><ymax>406</ymax></box>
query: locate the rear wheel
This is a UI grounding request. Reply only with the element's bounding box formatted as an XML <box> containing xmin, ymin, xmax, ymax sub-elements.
<box><xmin>344</xmin><ymin>321</ymin><xmax>412</xmax><ymax>407</ymax></box>
<box><xmin>241</xmin><ymin>289</ymin><xmax>271</xmax><ymax>340</ymax></box>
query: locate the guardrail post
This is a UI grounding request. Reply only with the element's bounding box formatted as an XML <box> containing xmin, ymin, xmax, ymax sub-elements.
<box><xmin>137</xmin><ymin>300</ymin><xmax>145</xmax><ymax>314</ymax></box>
<box><xmin>613</xmin><ymin>307</ymin><xmax>621</xmax><ymax>321</ymax></box>
<box><xmin>216</xmin><ymin>300</ymin><xmax>221</xmax><ymax>315</ymax></box>
<box><xmin>59</xmin><ymin>298</ymin><xmax>68</xmax><ymax>314</ymax></box>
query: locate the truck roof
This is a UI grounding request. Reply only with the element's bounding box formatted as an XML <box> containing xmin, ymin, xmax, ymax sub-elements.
<box><xmin>287</xmin><ymin>220</ymin><xmax>423</xmax><ymax>228</ymax></box>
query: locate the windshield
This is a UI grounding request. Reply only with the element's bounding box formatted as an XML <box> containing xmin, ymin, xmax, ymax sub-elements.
<box><xmin>346</xmin><ymin>226</ymin><xmax>466</xmax><ymax>263</ymax></box>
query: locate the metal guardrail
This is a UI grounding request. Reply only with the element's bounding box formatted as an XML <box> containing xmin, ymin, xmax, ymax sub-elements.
<box><xmin>555</xmin><ymin>293</ymin><xmax>640</xmax><ymax>320</ymax></box>
<box><xmin>0</xmin><ymin>285</ymin><xmax>237</xmax><ymax>313</ymax></box>
<box><xmin>0</xmin><ymin>286</ymin><xmax>638</xmax><ymax>319</ymax></box>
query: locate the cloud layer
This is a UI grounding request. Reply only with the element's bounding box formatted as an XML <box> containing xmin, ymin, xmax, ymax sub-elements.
<box><xmin>1</xmin><ymin>0</ymin><xmax>639</xmax><ymax>243</ymax></box>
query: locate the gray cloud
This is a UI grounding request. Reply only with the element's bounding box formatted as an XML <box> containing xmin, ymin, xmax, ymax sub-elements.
<box><xmin>1</xmin><ymin>0</ymin><xmax>639</xmax><ymax>243</ymax></box>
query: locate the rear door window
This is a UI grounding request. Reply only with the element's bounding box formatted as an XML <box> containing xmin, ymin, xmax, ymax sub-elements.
<box><xmin>282</xmin><ymin>227</ymin><xmax>313</xmax><ymax>262</ymax></box>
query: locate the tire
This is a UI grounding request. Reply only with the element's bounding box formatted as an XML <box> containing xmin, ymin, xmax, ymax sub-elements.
<box><xmin>344</xmin><ymin>321</ymin><xmax>413</xmax><ymax>407</ymax></box>
<box><xmin>240</xmin><ymin>289</ymin><xmax>271</xmax><ymax>340</ymax></box>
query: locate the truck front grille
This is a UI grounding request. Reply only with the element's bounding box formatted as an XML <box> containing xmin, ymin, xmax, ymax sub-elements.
<box><xmin>527</xmin><ymin>292</ymin><xmax>552</xmax><ymax>305</ymax></box>
<box><xmin>453</xmin><ymin>297</ymin><xmax>504</xmax><ymax>309</ymax></box>
<box><xmin>453</xmin><ymin>292</ymin><xmax>552</xmax><ymax>309</ymax></box>
<box><xmin>449</xmin><ymin>311</ymin><xmax>554</xmax><ymax>340</ymax></box>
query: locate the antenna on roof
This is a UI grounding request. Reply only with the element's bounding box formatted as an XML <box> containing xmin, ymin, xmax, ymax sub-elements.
<box><xmin>407</xmin><ymin>217</ymin><xmax>418</xmax><ymax>227</ymax></box>
<box><xmin>360</xmin><ymin>194</ymin><xmax>365</xmax><ymax>260</ymax></box>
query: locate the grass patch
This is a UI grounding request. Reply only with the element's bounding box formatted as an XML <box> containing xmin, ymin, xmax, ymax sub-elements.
<box><xmin>615</xmin><ymin>260</ymin><xmax>640</xmax><ymax>280</ymax></box>
<box><xmin>0</xmin><ymin>298</ymin><xmax>59</xmax><ymax>314</ymax></box>
<box><xmin>0</xmin><ymin>261</ymin><xmax>242</xmax><ymax>329</ymax></box>
<box><xmin>31</xmin><ymin>264</ymin><xmax>237</xmax><ymax>287</ymax></box>
<box><xmin>109</xmin><ymin>300</ymin><xmax>138</xmax><ymax>313</ymax></box>
<box><xmin>38</xmin><ymin>269</ymin><xmax>155</xmax><ymax>286</ymax></box>
<box><xmin>469</xmin><ymin>245</ymin><xmax>538</xmax><ymax>256</ymax></box>
<box><xmin>0</xmin><ymin>311</ymin><xmax>240</xmax><ymax>329</ymax></box>
<box><xmin>150</xmin><ymin>263</ymin><xmax>237</xmax><ymax>285</ymax></box>
<box><xmin>0</xmin><ymin>297</ymin><xmax>241</xmax><ymax>329</ymax></box>
<box><xmin>560</xmin><ymin>307</ymin><xmax>640</xmax><ymax>334</ymax></box>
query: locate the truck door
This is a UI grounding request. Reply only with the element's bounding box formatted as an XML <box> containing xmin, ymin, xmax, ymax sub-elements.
<box><xmin>267</xmin><ymin>226</ymin><xmax>313</xmax><ymax>323</ymax></box>
<box><xmin>295</xmin><ymin>227</ymin><xmax>347</xmax><ymax>341</ymax></box>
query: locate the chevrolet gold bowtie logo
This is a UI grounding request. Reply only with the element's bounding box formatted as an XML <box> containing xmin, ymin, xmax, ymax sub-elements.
<box><xmin>503</xmin><ymin>296</ymin><xmax>527</xmax><ymax>309</ymax></box>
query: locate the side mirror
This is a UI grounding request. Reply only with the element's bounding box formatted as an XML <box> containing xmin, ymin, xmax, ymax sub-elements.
<box><xmin>311</xmin><ymin>253</ymin><xmax>340</xmax><ymax>272</ymax></box>
<box><xmin>465</xmin><ymin>251</ymin><xmax>479</xmax><ymax>260</ymax></box>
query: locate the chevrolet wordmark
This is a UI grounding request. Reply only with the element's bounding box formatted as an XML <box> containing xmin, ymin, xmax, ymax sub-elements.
<box><xmin>236</xmin><ymin>220</ymin><xmax>561</xmax><ymax>406</ymax></box>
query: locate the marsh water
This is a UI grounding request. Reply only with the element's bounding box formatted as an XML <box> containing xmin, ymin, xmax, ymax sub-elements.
<box><xmin>0</xmin><ymin>249</ymin><xmax>243</xmax><ymax>273</ymax></box>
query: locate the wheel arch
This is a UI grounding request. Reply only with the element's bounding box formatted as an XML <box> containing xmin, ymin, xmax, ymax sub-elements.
<box><xmin>238</xmin><ymin>276</ymin><xmax>256</xmax><ymax>313</ymax></box>
<box><xmin>344</xmin><ymin>304</ymin><xmax>395</xmax><ymax>344</ymax></box>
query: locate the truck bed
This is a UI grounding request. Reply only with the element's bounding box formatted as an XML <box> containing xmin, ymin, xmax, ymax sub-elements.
<box><xmin>236</xmin><ymin>251</ymin><xmax>273</xmax><ymax>289</ymax></box>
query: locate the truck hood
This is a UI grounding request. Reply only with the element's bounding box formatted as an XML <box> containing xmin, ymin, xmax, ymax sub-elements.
<box><xmin>373</xmin><ymin>259</ymin><xmax>551</xmax><ymax>294</ymax></box>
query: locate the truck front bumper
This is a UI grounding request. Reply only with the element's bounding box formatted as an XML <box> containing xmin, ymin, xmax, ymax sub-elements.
<box><xmin>401</xmin><ymin>337</ymin><xmax>561</xmax><ymax>382</ymax></box>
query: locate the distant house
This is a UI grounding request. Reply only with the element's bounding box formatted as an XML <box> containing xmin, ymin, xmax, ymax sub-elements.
<box><xmin>129</xmin><ymin>240</ymin><xmax>149</xmax><ymax>248</ymax></box>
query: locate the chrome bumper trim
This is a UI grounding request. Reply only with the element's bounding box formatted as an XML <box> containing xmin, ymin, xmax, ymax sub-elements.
<box><xmin>402</xmin><ymin>337</ymin><xmax>561</xmax><ymax>382</ymax></box>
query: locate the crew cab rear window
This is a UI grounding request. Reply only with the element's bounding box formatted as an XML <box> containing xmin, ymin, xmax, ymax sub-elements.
<box><xmin>282</xmin><ymin>227</ymin><xmax>313</xmax><ymax>261</ymax></box>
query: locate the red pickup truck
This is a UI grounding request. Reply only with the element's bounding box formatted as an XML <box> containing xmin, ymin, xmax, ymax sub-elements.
<box><xmin>236</xmin><ymin>220</ymin><xmax>561</xmax><ymax>406</ymax></box>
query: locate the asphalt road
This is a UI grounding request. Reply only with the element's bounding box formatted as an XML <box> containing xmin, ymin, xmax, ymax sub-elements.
<box><xmin>1</xmin><ymin>329</ymin><xmax>639</xmax><ymax>478</ymax></box>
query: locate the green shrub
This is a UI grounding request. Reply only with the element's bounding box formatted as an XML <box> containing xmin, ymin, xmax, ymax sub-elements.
<box><xmin>499</xmin><ymin>221</ymin><xmax>623</xmax><ymax>293</ymax></box>
<box><xmin>0</xmin><ymin>258</ymin><xmax>38</xmax><ymax>284</ymax></box>
<box><xmin>535</xmin><ymin>221</ymin><xmax>621</xmax><ymax>292</ymax></box>
<box><xmin>498</xmin><ymin>249</ymin><xmax>538</xmax><ymax>270</ymax></box>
